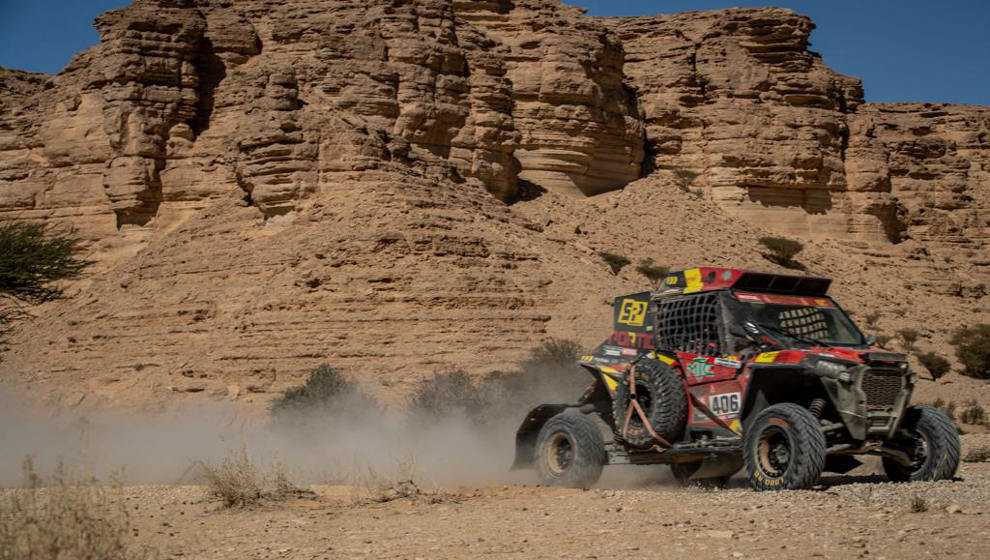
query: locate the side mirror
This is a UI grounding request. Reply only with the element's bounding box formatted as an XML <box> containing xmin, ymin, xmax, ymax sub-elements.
<box><xmin>729</xmin><ymin>322</ymin><xmax>760</xmax><ymax>342</ymax></box>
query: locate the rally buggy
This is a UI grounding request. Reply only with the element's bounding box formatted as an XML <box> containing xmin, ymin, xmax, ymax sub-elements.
<box><xmin>513</xmin><ymin>268</ymin><xmax>960</xmax><ymax>490</ymax></box>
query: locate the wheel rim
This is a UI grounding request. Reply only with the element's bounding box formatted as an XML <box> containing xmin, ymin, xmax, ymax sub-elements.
<box><xmin>906</xmin><ymin>431</ymin><xmax>931</xmax><ymax>474</ymax></box>
<box><xmin>757</xmin><ymin>427</ymin><xmax>791</xmax><ymax>479</ymax></box>
<box><xmin>546</xmin><ymin>432</ymin><xmax>574</xmax><ymax>476</ymax></box>
<box><xmin>634</xmin><ymin>381</ymin><xmax>653</xmax><ymax>411</ymax></box>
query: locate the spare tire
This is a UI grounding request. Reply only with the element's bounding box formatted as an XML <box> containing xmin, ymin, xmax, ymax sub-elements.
<box><xmin>611</xmin><ymin>358</ymin><xmax>688</xmax><ymax>447</ymax></box>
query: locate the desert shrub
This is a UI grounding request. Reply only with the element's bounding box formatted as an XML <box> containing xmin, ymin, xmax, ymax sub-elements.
<box><xmin>917</xmin><ymin>351</ymin><xmax>950</xmax><ymax>380</ymax></box>
<box><xmin>929</xmin><ymin>398</ymin><xmax>957</xmax><ymax>421</ymax></box>
<box><xmin>195</xmin><ymin>447</ymin><xmax>306</xmax><ymax>508</ymax></box>
<box><xmin>864</xmin><ymin>311</ymin><xmax>882</xmax><ymax>328</ymax></box>
<box><xmin>950</xmin><ymin>324</ymin><xmax>990</xmax><ymax>379</ymax></box>
<box><xmin>0</xmin><ymin>221</ymin><xmax>92</xmax><ymax>303</ymax></box>
<box><xmin>959</xmin><ymin>401</ymin><xmax>986</xmax><ymax>426</ymax></box>
<box><xmin>897</xmin><ymin>328</ymin><xmax>921</xmax><ymax>349</ymax></box>
<box><xmin>408</xmin><ymin>370</ymin><xmax>485</xmax><ymax>419</ymax></box>
<box><xmin>873</xmin><ymin>333</ymin><xmax>893</xmax><ymax>348</ymax></box>
<box><xmin>0</xmin><ymin>458</ymin><xmax>148</xmax><ymax>560</ymax></box>
<box><xmin>908</xmin><ymin>495</ymin><xmax>929</xmax><ymax>513</ymax></box>
<box><xmin>270</xmin><ymin>364</ymin><xmax>380</xmax><ymax>428</ymax></box>
<box><xmin>672</xmin><ymin>169</ymin><xmax>699</xmax><ymax>191</ymax></box>
<box><xmin>521</xmin><ymin>338</ymin><xmax>583</xmax><ymax>370</ymax></box>
<box><xmin>410</xmin><ymin>339</ymin><xmax>588</xmax><ymax>426</ymax></box>
<box><xmin>635</xmin><ymin>258</ymin><xmax>669</xmax><ymax>285</ymax></box>
<box><xmin>598</xmin><ymin>251</ymin><xmax>631</xmax><ymax>274</ymax></box>
<box><xmin>757</xmin><ymin>236</ymin><xmax>804</xmax><ymax>266</ymax></box>
<box><xmin>964</xmin><ymin>447</ymin><xmax>990</xmax><ymax>463</ymax></box>
<box><xmin>0</xmin><ymin>222</ymin><xmax>92</xmax><ymax>346</ymax></box>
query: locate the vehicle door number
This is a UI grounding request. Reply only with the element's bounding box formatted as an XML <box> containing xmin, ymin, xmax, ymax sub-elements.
<box><xmin>708</xmin><ymin>392</ymin><xmax>741</xmax><ymax>416</ymax></box>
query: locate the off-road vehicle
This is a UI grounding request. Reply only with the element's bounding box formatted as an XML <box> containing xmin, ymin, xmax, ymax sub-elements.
<box><xmin>513</xmin><ymin>267</ymin><xmax>960</xmax><ymax>490</ymax></box>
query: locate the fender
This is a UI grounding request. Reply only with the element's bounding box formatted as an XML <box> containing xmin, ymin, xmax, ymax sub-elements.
<box><xmin>511</xmin><ymin>403</ymin><xmax>594</xmax><ymax>469</ymax></box>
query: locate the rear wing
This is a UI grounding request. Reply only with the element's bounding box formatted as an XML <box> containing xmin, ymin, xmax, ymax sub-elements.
<box><xmin>659</xmin><ymin>267</ymin><xmax>831</xmax><ymax>297</ymax></box>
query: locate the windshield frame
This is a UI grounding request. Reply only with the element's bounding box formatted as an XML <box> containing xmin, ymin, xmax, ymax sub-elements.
<box><xmin>727</xmin><ymin>290</ymin><xmax>868</xmax><ymax>348</ymax></box>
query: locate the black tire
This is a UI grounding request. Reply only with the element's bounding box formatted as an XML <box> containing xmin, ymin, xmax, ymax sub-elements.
<box><xmin>535</xmin><ymin>412</ymin><xmax>606</xmax><ymax>488</ymax></box>
<box><xmin>670</xmin><ymin>462</ymin><xmax>730</xmax><ymax>488</ymax></box>
<box><xmin>882</xmin><ymin>405</ymin><xmax>960</xmax><ymax>482</ymax></box>
<box><xmin>611</xmin><ymin>358</ymin><xmax>688</xmax><ymax>446</ymax></box>
<box><xmin>743</xmin><ymin>403</ymin><xmax>826</xmax><ymax>491</ymax></box>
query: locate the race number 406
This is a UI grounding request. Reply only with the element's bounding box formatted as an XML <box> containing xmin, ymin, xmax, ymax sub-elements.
<box><xmin>708</xmin><ymin>392</ymin><xmax>741</xmax><ymax>416</ymax></box>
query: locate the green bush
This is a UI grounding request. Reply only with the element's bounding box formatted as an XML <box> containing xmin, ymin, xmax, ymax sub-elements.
<box><xmin>409</xmin><ymin>339</ymin><xmax>588</xmax><ymax>427</ymax></box>
<box><xmin>270</xmin><ymin>364</ymin><xmax>379</xmax><ymax>426</ymax></box>
<box><xmin>950</xmin><ymin>324</ymin><xmax>990</xmax><ymax>379</ymax></box>
<box><xmin>635</xmin><ymin>258</ymin><xmax>669</xmax><ymax>285</ymax></box>
<box><xmin>916</xmin><ymin>351</ymin><xmax>950</xmax><ymax>380</ymax></box>
<box><xmin>408</xmin><ymin>370</ymin><xmax>485</xmax><ymax>419</ymax></box>
<box><xmin>598</xmin><ymin>251</ymin><xmax>631</xmax><ymax>274</ymax></box>
<box><xmin>0</xmin><ymin>221</ymin><xmax>92</xmax><ymax>345</ymax></box>
<box><xmin>0</xmin><ymin>221</ymin><xmax>92</xmax><ymax>304</ymax></box>
<box><xmin>757</xmin><ymin>236</ymin><xmax>804</xmax><ymax>266</ymax></box>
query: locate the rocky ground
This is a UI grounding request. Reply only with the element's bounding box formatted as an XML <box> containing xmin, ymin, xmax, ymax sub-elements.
<box><xmin>121</xmin><ymin>459</ymin><xmax>990</xmax><ymax>560</ymax></box>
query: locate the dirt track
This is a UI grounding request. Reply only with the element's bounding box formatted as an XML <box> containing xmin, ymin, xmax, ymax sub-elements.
<box><xmin>126</xmin><ymin>461</ymin><xmax>990</xmax><ymax>560</ymax></box>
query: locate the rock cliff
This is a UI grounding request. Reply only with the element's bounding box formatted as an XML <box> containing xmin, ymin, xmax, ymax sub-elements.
<box><xmin>0</xmin><ymin>0</ymin><xmax>987</xmax><ymax>411</ymax></box>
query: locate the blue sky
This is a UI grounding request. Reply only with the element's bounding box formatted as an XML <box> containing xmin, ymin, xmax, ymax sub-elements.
<box><xmin>1</xmin><ymin>0</ymin><xmax>987</xmax><ymax>105</ymax></box>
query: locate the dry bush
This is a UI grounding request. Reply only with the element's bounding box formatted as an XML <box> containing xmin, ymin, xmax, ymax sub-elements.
<box><xmin>963</xmin><ymin>447</ymin><xmax>990</xmax><ymax>463</ymax></box>
<box><xmin>196</xmin><ymin>448</ymin><xmax>309</xmax><ymax>508</ymax></box>
<box><xmin>909</xmin><ymin>495</ymin><xmax>929</xmax><ymax>513</ymax></box>
<box><xmin>873</xmin><ymin>333</ymin><xmax>893</xmax><ymax>348</ymax></box>
<box><xmin>959</xmin><ymin>401</ymin><xmax>986</xmax><ymax>426</ymax></box>
<box><xmin>0</xmin><ymin>458</ymin><xmax>151</xmax><ymax>560</ymax></box>
<box><xmin>897</xmin><ymin>328</ymin><xmax>921</xmax><ymax>349</ymax></box>
<box><xmin>950</xmin><ymin>324</ymin><xmax>990</xmax><ymax>379</ymax></box>
<box><xmin>598</xmin><ymin>251</ymin><xmax>631</xmax><ymax>274</ymax></box>
<box><xmin>757</xmin><ymin>236</ymin><xmax>804</xmax><ymax>267</ymax></box>
<box><xmin>352</xmin><ymin>459</ymin><xmax>454</xmax><ymax>505</ymax></box>
<box><xmin>929</xmin><ymin>398</ymin><xmax>957</xmax><ymax>421</ymax></box>
<box><xmin>864</xmin><ymin>311</ymin><xmax>882</xmax><ymax>328</ymax></box>
<box><xmin>917</xmin><ymin>351</ymin><xmax>951</xmax><ymax>380</ymax></box>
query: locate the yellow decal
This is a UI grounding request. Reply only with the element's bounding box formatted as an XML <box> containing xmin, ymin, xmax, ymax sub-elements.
<box><xmin>655</xmin><ymin>354</ymin><xmax>676</xmax><ymax>366</ymax></box>
<box><xmin>754</xmin><ymin>351</ymin><xmax>780</xmax><ymax>363</ymax></box>
<box><xmin>729</xmin><ymin>419</ymin><xmax>742</xmax><ymax>435</ymax></box>
<box><xmin>617</xmin><ymin>299</ymin><xmax>648</xmax><ymax>326</ymax></box>
<box><xmin>683</xmin><ymin>268</ymin><xmax>703</xmax><ymax>293</ymax></box>
<box><xmin>600</xmin><ymin>372</ymin><xmax>619</xmax><ymax>393</ymax></box>
<box><xmin>580</xmin><ymin>355</ymin><xmax>593</xmax><ymax>362</ymax></box>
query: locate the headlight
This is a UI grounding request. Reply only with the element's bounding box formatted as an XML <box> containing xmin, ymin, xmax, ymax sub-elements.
<box><xmin>814</xmin><ymin>359</ymin><xmax>847</xmax><ymax>378</ymax></box>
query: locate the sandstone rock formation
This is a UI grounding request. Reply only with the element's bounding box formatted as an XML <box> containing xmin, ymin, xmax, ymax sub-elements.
<box><xmin>0</xmin><ymin>0</ymin><xmax>987</xmax><ymax>412</ymax></box>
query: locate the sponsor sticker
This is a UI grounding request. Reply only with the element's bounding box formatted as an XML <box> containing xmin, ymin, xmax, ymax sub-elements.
<box><xmin>754</xmin><ymin>351</ymin><xmax>780</xmax><ymax>363</ymax></box>
<box><xmin>714</xmin><ymin>358</ymin><xmax>742</xmax><ymax>368</ymax></box>
<box><xmin>617</xmin><ymin>299</ymin><xmax>648</xmax><ymax>326</ymax></box>
<box><xmin>685</xmin><ymin>357</ymin><xmax>716</xmax><ymax>381</ymax></box>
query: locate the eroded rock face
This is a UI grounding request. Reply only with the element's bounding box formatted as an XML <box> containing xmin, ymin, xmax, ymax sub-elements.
<box><xmin>3</xmin><ymin>0</ymin><xmax>985</xmax><ymax>248</ymax></box>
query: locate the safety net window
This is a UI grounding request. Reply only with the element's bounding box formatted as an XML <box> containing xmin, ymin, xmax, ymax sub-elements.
<box><xmin>777</xmin><ymin>307</ymin><xmax>831</xmax><ymax>340</ymax></box>
<box><xmin>656</xmin><ymin>292</ymin><xmax>722</xmax><ymax>356</ymax></box>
